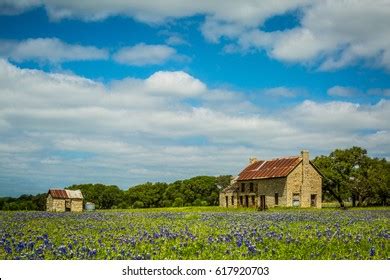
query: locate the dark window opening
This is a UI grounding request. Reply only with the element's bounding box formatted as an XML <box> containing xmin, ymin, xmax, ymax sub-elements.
<box><xmin>311</xmin><ymin>194</ymin><xmax>317</xmax><ymax>207</ymax></box>
<box><xmin>249</xmin><ymin>182</ymin><xmax>254</xmax><ymax>192</ymax></box>
<box><xmin>225</xmin><ymin>196</ymin><xmax>228</xmax><ymax>207</ymax></box>
<box><xmin>231</xmin><ymin>196</ymin><xmax>234</xmax><ymax>205</ymax></box>
<box><xmin>240</xmin><ymin>196</ymin><xmax>243</xmax><ymax>205</ymax></box>
<box><xmin>275</xmin><ymin>193</ymin><xmax>279</xmax><ymax>205</ymax></box>
<box><xmin>260</xmin><ymin>195</ymin><xmax>266</xmax><ymax>210</ymax></box>
<box><xmin>251</xmin><ymin>196</ymin><xmax>255</xmax><ymax>205</ymax></box>
<box><xmin>241</xmin><ymin>183</ymin><xmax>245</xmax><ymax>192</ymax></box>
<box><xmin>245</xmin><ymin>195</ymin><xmax>249</xmax><ymax>207</ymax></box>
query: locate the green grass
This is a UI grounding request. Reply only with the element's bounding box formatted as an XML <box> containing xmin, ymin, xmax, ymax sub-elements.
<box><xmin>0</xmin><ymin>207</ymin><xmax>389</xmax><ymax>260</ymax></box>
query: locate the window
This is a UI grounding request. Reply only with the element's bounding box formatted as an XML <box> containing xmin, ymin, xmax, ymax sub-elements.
<box><xmin>245</xmin><ymin>195</ymin><xmax>249</xmax><ymax>207</ymax></box>
<box><xmin>241</xmin><ymin>183</ymin><xmax>245</xmax><ymax>192</ymax></box>
<box><xmin>225</xmin><ymin>196</ymin><xmax>228</xmax><ymax>207</ymax></box>
<box><xmin>231</xmin><ymin>196</ymin><xmax>234</xmax><ymax>205</ymax></box>
<box><xmin>239</xmin><ymin>196</ymin><xmax>243</xmax><ymax>205</ymax></box>
<box><xmin>292</xmin><ymin>193</ymin><xmax>300</xmax><ymax>207</ymax></box>
<box><xmin>275</xmin><ymin>193</ymin><xmax>279</xmax><ymax>205</ymax></box>
<box><xmin>249</xmin><ymin>182</ymin><xmax>254</xmax><ymax>192</ymax></box>
<box><xmin>311</xmin><ymin>194</ymin><xmax>317</xmax><ymax>207</ymax></box>
<box><xmin>251</xmin><ymin>195</ymin><xmax>255</xmax><ymax>206</ymax></box>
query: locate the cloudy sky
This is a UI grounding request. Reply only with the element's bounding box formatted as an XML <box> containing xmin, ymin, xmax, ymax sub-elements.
<box><xmin>0</xmin><ymin>0</ymin><xmax>389</xmax><ymax>196</ymax></box>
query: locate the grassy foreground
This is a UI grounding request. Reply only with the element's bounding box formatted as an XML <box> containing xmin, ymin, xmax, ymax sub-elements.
<box><xmin>0</xmin><ymin>207</ymin><xmax>389</xmax><ymax>260</ymax></box>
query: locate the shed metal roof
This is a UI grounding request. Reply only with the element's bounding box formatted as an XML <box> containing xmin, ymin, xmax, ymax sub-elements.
<box><xmin>48</xmin><ymin>189</ymin><xmax>68</xmax><ymax>199</ymax></box>
<box><xmin>66</xmin><ymin>189</ymin><xmax>83</xmax><ymax>199</ymax></box>
<box><xmin>237</xmin><ymin>156</ymin><xmax>301</xmax><ymax>181</ymax></box>
<box><xmin>48</xmin><ymin>189</ymin><xmax>83</xmax><ymax>199</ymax></box>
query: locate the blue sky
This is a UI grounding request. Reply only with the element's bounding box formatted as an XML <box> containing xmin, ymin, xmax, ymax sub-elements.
<box><xmin>0</xmin><ymin>1</ymin><xmax>389</xmax><ymax>196</ymax></box>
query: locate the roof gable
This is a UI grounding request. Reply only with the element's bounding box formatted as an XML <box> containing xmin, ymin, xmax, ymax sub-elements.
<box><xmin>237</xmin><ymin>156</ymin><xmax>302</xmax><ymax>181</ymax></box>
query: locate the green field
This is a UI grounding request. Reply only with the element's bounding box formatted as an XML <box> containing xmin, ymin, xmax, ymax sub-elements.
<box><xmin>0</xmin><ymin>207</ymin><xmax>389</xmax><ymax>260</ymax></box>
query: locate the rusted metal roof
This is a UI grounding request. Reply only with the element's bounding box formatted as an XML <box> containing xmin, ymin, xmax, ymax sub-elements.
<box><xmin>237</xmin><ymin>156</ymin><xmax>302</xmax><ymax>181</ymax></box>
<box><xmin>48</xmin><ymin>189</ymin><xmax>83</xmax><ymax>199</ymax></box>
<box><xmin>48</xmin><ymin>189</ymin><xmax>68</xmax><ymax>199</ymax></box>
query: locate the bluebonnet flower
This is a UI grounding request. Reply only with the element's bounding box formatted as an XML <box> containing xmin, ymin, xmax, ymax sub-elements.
<box><xmin>369</xmin><ymin>247</ymin><xmax>375</xmax><ymax>257</ymax></box>
<box><xmin>58</xmin><ymin>245</ymin><xmax>67</xmax><ymax>255</ymax></box>
<box><xmin>5</xmin><ymin>245</ymin><xmax>12</xmax><ymax>254</ymax></box>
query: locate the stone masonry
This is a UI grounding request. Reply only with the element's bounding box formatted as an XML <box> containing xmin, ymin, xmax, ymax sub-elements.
<box><xmin>220</xmin><ymin>150</ymin><xmax>322</xmax><ymax>209</ymax></box>
<box><xmin>46</xmin><ymin>189</ymin><xmax>84</xmax><ymax>212</ymax></box>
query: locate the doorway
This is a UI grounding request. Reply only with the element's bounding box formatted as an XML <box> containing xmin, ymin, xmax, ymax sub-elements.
<box><xmin>65</xmin><ymin>200</ymin><xmax>71</xmax><ymax>212</ymax></box>
<box><xmin>259</xmin><ymin>195</ymin><xmax>266</xmax><ymax>210</ymax></box>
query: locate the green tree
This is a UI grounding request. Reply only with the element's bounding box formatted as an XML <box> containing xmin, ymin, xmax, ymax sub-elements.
<box><xmin>314</xmin><ymin>147</ymin><xmax>389</xmax><ymax>208</ymax></box>
<box><xmin>172</xmin><ymin>197</ymin><xmax>184</xmax><ymax>207</ymax></box>
<box><xmin>67</xmin><ymin>184</ymin><xmax>124</xmax><ymax>209</ymax></box>
<box><xmin>314</xmin><ymin>147</ymin><xmax>369</xmax><ymax>208</ymax></box>
<box><xmin>367</xmin><ymin>158</ymin><xmax>390</xmax><ymax>206</ymax></box>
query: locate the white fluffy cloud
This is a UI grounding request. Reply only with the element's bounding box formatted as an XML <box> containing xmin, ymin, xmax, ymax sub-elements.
<box><xmin>113</xmin><ymin>43</ymin><xmax>179</xmax><ymax>66</ymax></box>
<box><xmin>3</xmin><ymin>1</ymin><xmax>390</xmax><ymax>71</ymax></box>
<box><xmin>0</xmin><ymin>38</ymin><xmax>108</xmax><ymax>63</ymax></box>
<box><xmin>235</xmin><ymin>1</ymin><xmax>390</xmax><ymax>71</ymax></box>
<box><xmin>144</xmin><ymin>71</ymin><xmax>206</xmax><ymax>97</ymax></box>
<box><xmin>1</xmin><ymin>0</ymin><xmax>308</xmax><ymax>23</ymax></box>
<box><xmin>0</xmin><ymin>59</ymin><xmax>389</xmax><ymax>194</ymax></box>
<box><xmin>327</xmin><ymin>86</ymin><xmax>359</xmax><ymax>98</ymax></box>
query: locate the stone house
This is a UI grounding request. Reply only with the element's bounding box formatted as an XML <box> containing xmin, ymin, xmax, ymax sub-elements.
<box><xmin>219</xmin><ymin>150</ymin><xmax>322</xmax><ymax>209</ymax></box>
<box><xmin>46</xmin><ymin>189</ymin><xmax>83</xmax><ymax>212</ymax></box>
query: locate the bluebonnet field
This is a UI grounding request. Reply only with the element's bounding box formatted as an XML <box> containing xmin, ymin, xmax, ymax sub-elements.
<box><xmin>0</xmin><ymin>208</ymin><xmax>389</xmax><ymax>260</ymax></box>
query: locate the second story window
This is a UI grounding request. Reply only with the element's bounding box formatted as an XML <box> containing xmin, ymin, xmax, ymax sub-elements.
<box><xmin>249</xmin><ymin>182</ymin><xmax>254</xmax><ymax>192</ymax></box>
<box><xmin>241</xmin><ymin>183</ymin><xmax>245</xmax><ymax>192</ymax></box>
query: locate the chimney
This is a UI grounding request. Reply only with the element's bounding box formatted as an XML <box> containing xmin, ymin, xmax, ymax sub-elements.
<box><xmin>301</xmin><ymin>150</ymin><xmax>309</xmax><ymax>165</ymax></box>
<box><xmin>249</xmin><ymin>157</ymin><xmax>258</xmax><ymax>164</ymax></box>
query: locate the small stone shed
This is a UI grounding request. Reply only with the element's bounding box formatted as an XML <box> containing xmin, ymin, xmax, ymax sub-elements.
<box><xmin>220</xmin><ymin>150</ymin><xmax>322</xmax><ymax>209</ymax></box>
<box><xmin>46</xmin><ymin>189</ymin><xmax>83</xmax><ymax>212</ymax></box>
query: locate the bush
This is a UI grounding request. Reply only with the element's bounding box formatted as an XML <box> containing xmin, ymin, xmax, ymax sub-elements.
<box><xmin>192</xmin><ymin>198</ymin><xmax>203</xmax><ymax>206</ymax></box>
<box><xmin>132</xmin><ymin>201</ymin><xmax>145</xmax><ymax>208</ymax></box>
<box><xmin>172</xmin><ymin>197</ymin><xmax>184</xmax><ymax>207</ymax></box>
<box><xmin>117</xmin><ymin>202</ymin><xmax>129</xmax><ymax>209</ymax></box>
<box><xmin>201</xmin><ymin>200</ymin><xmax>208</xmax><ymax>206</ymax></box>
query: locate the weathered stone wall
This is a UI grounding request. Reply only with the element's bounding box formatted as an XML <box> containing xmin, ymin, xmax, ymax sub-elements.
<box><xmin>219</xmin><ymin>189</ymin><xmax>238</xmax><ymax>208</ymax></box>
<box><xmin>302</xmin><ymin>163</ymin><xmax>322</xmax><ymax>208</ymax></box>
<box><xmin>220</xmin><ymin>178</ymin><xmax>287</xmax><ymax>208</ymax></box>
<box><xmin>237</xmin><ymin>181</ymin><xmax>258</xmax><ymax>208</ymax></box>
<box><xmin>286</xmin><ymin>162</ymin><xmax>303</xmax><ymax>207</ymax></box>
<box><xmin>46</xmin><ymin>194</ymin><xmax>53</xmax><ymax>211</ymax></box>
<box><xmin>52</xmin><ymin>199</ymin><xmax>65</xmax><ymax>212</ymax></box>
<box><xmin>46</xmin><ymin>195</ymin><xmax>65</xmax><ymax>212</ymax></box>
<box><xmin>286</xmin><ymin>159</ymin><xmax>322</xmax><ymax>208</ymax></box>
<box><xmin>46</xmin><ymin>195</ymin><xmax>84</xmax><ymax>212</ymax></box>
<box><xmin>71</xmin><ymin>200</ymin><xmax>83</xmax><ymax>212</ymax></box>
<box><xmin>257</xmin><ymin>178</ymin><xmax>287</xmax><ymax>208</ymax></box>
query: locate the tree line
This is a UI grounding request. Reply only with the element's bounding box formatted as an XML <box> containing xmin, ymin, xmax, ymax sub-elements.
<box><xmin>0</xmin><ymin>147</ymin><xmax>388</xmax><ymax>210</ymax></box>
<box><xmin>0</xmin><ymin>175</ymin><xmax>231</xmax><ymax>210</ymax></box>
